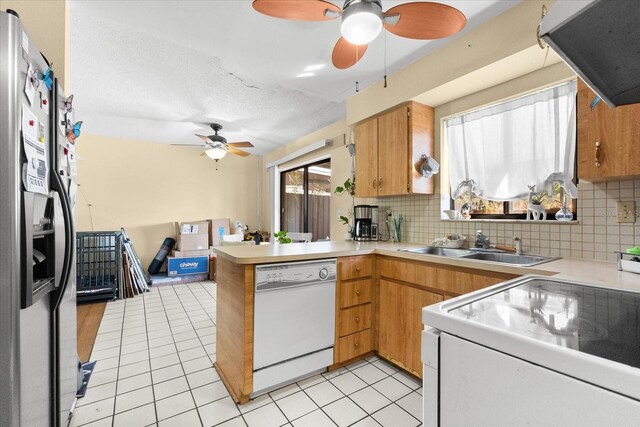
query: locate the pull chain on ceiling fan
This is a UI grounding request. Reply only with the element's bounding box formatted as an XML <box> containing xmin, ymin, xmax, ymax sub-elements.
<box><xmin>252</xmin><ymin>0</ymin><xmax>467</xmax><ymax>69</ymax></box>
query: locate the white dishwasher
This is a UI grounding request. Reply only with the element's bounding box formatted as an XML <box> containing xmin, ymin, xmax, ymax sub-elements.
<box><xmin>253</xmin><ymin>259</ymin><xmax>336</xmax><ymax>396</ymax></box>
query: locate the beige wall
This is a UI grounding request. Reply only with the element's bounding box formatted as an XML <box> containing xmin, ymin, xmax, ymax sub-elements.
<box><xmin>76</xmin><ymin>134</ymin><xmax>259</xmax><ymax>268</ymax></box>
<box><xmin>0</xmin><ymin>0</ymin><xmax>69</xmax><ymax>89</ymax></box>
<box><xmin>371</xmin><ymin>43</ymin><xmax>639</xmax><ymax>262</ymax></box>
<box><xmin>257</xmin><ymin>1</ymin><xmax>571</xmax><ymax>244</ymax></box>
<box><xmin>260</xmin><ymin>119</ymin><xmax>357</xmax><ymax>241</ymax></box>
<box><xmin>347</xmin><ymin>0</ymin><xmax>557</xmax><ymax>125</ymax></box>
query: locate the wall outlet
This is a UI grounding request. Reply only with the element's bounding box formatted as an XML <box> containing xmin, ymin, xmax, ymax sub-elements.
<box><xmin>617</xmin><ymin>201</ymin><xmax>636</xmax><ymax>223</ymax></box>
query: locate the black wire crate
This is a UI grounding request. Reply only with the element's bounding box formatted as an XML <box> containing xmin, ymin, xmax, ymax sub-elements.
<box><xmin>76</xmin><ymin>231</ymin><xmax>123</xmax><ymax>302</ymax></box>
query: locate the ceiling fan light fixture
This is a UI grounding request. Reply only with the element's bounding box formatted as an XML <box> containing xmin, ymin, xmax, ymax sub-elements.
<box><xmin>205</xmin><ymin>146</ymin><xmax>227</xmax><ymax>160</ymax></box>
<box><xmin>340</xmin><ymin>0</ymin><xmax>383</xmax><ymax>45</ymax></box>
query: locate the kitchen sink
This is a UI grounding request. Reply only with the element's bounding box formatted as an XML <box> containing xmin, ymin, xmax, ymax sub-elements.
<box><xmin>461</xmin><ymin>252</ymin><xmax>557</xmax><ymax>266</ymax></box>
<box><xmin>399</xmin><ymin>247</ymin><xmax>472</xmax><ymax>258</ymax></box>
<box><xmin>398</xmin><ymin>247</ymin><xmax>557</xmax><ymax>267</ymax></box>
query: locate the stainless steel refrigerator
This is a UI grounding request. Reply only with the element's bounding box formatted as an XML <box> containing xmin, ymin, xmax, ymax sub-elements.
<box><xmin>1</xmin><ymin>10</ymin><xmax>80</xmax><ymax>427</ymax></box>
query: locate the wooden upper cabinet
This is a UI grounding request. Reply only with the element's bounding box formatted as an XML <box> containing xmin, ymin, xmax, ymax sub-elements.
<box><xmin>354</xmin><ymin>119</ymin><xmax>378</xmax><ymax>198</ymax></box>
<box><xmin>378</xmin><ymin>106</ymin><xmax>409</xmax><ymax>196</ymax></box>
<box><xmin>355</xmin><ymin>101</ymin><xmax>435</xmax><ymax>197</ymax></box>
<box><xmin>577</xmin><ymin>79</ymin><xmax>640</xmax><ymax>181</ymax></box>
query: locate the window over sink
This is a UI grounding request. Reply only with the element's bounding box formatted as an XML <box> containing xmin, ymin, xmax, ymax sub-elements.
<box><xmin>445</xmin><ymin>81</ymin><xmax>578</xmax><ymax>220</ymax></box>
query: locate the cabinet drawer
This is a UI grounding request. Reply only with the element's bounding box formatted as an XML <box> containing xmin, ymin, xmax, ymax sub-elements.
<box><xmin>337</xmin><ymin>304</ymin><xmax>371</xmax><ymax>337</ymax></box>
<box><xmin>335</xmin><ymin>329</ymin><xmax>372</xmax><ymax>363</ymax></box>
<box><xmin>338</xmin><ymin>279</ymin><xmax>372</xmax><ymax>308</ymax></box>
<box><xmin>338</xmin><ymin>256</ymin><xmax>373</xmax><ymax>280</ymax></box>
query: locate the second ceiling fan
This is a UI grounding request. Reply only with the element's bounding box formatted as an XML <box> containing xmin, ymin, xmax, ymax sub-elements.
<box><xmin>252</xmin><ymin>0</ymin><xmax>467</xmax><ymax>69</ymax></box>
<box><xmin>173</xmin><ymin>123</ymin><xmax>254</xmax><ymax>165</ymax></box>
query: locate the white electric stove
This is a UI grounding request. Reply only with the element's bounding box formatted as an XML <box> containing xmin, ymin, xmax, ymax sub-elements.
<box><xmin>422</xmin><ymin>275</ymin><xmax>640</xmax><ymax>427</ymax></box>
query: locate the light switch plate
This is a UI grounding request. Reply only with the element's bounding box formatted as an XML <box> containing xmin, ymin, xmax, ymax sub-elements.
<box><xmin>617</xmin><ymin>201</ymin><xmax>636</xmax><ymax>223</ymax></box>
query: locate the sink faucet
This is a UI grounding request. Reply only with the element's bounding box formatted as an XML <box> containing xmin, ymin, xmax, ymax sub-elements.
<box><xmin>475</xmin><ymin>230</ymin><xmax>490</xmax><ymax>249</ymax></box>
<box><xmin>513</xmin><ymin>236</ymin><xmax>522</xmax><ymax>255</ymax></box>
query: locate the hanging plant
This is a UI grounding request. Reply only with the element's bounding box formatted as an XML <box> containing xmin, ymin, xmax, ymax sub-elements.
<box><xmin>334</xmin><ymin>177</ymin><xmax>355</xmax><ymax>196</ymax></box>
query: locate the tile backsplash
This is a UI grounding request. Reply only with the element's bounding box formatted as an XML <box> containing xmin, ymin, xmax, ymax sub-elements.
<box><xmin>376</xmin><ymin>179</ymin><xmax>640</xmax><ymax>262</ymax></box>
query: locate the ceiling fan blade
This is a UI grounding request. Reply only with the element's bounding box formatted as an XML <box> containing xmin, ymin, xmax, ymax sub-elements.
<box><xmin>384</xmin><ymin>2</ymin><xmax>466</xmax><ymax>40</ymax></box>
<box><xmin>171</xmin><ymin>143</ymin><xmax>208</xmax><ymax>147</ymax></box>
<box><xmin>227</xmin><ymin>141</ymin><xmax>254</xmax><ymax>148</ymax></box>
<box><xmin>195</xmin><ymin>134</ymin><xmax>213</xmax><ymax>143</ymax></box>
<box><xmin>228</xmin><ymin>147</ymin><xmax>251</xmax><ymax>157</ymax></box>
<box><xmin>332</xmin><ymin>37</ymin><xmax>367</xmax><ymax>70</ymax></box>
<box><xmin>252</xmin><ymin>0</ymin><xmax>341</xmax><ymax>21</ymax></box>
<box><xmin>200</xmin><ymin>151</ymin><xmax>208</xmax><ymax>157</ymax></box>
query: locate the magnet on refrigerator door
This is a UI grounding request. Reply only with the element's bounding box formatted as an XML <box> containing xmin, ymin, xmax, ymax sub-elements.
<box><xmin>37</xmin><ymin>66</ymin><xmax>53</xmax><ymax>91</ymax></box>
<box><xmin>39</xmin><ymin>90</ymin><xmax>49</xmax><ymax>115</ymax></box>
<box><xmin>66</xmin><ymin>121</ymin><xmax>82</xmax><ymax>144</ymax></box>
<box><xmin>24</xmin><ymin>63</ymin><xmax>37</xmax><ymax>105</ymax></box>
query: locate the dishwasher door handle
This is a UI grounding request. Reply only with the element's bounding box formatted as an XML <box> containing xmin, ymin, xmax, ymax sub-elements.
<box><xmin>255</xmin><ymin>279</ymin><xmax>334</xmax><ymax>293</ymax></box>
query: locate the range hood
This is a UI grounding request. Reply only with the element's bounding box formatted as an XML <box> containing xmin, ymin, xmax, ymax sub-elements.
<box><xmin>540</xmin><ymin>0</ymin><xmax>640</xmax><ymax>107</ymax></box>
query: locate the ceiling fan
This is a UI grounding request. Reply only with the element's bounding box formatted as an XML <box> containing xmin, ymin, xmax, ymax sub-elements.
<box><xmin>173</xmin><ymin>123</ymin><xmax>254</xmax><ymax>164</ymax></box>
<box><xmin>252</xmin><ymin>0</ymin><xmax>467</xmax><ymax>69</ymax></box>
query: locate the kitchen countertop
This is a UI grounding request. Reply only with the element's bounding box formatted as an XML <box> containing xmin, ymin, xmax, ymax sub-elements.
<box><xmin>212</xmin><ymin>241</ymin><xmax>640</xmax><ymax>292</ymax></box>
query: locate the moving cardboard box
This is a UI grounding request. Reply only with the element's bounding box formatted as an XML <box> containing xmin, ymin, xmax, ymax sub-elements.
<box><xmin>172</xmin><ymin>249</ymin><xmax>210</xmax><ymax>257</ymax></box>
<box><xmin>177</xmin><ymin>220</ymin><xmax>209</xmax><ymax>251</ymax></box>
<box><xmin>209</xmin><ymin>218</ymin><xmax>230</xmax><ymax>246</ymax></box>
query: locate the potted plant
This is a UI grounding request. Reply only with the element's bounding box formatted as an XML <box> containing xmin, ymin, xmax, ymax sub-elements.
<box><xmin>274</xmin><ymin>231</ymin><xmax>292</xmax><ymax>244</ymax></box>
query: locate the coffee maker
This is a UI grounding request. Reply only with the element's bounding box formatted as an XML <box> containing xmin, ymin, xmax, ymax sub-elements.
<box><xmin>354</xmin><ymin>205</ymin><xmax>379</xmax><ymax>241</ymax></box>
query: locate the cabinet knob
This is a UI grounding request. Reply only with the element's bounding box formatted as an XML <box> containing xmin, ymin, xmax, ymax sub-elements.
<box><xmin>378</xmin><ymin>178</ymin><xmax>383</xmax><ymax>188</ymax></box>
<box><xmin>355</xmin><ymin>266</ymin><xmax>361</xmax><ymax>272</ymax></box>
<box><xmin>354</xmin><ymin>342</ymin><xmax>360</xmax><ymax>348</ymax></box>
<box><xmin>595</xmin><ymin>141</ymin><xmax>601</xmax><ymax>168</ymax></box>
<box><xmin>373</xmin><ymin>178</ymin><xmax>377</xmax><ymax>189</ymax></box>
<box><xmin>355</xmin><ymin>290</ymin><xmax>361</xmax><ymax>296</ymax></box>
<box><xmin>355</xmin><ymin>316</ymin><xmax>360</xmax><ymax>322</ymax></box>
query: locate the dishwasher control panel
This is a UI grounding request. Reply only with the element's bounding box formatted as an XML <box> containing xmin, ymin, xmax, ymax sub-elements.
<box><xmin>255</xmin><ymin>259</ymin><xmax>337</xmax><ymax>292</ymax></box>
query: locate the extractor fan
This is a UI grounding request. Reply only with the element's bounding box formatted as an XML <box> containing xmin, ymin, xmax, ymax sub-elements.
<box><xmin>173</xmin><ymin>123</ymin><xmax>254</xmax><ymax>165</ymax></box>
<box><xmin>252</xmin><ymin>0</ymin><xmax>467</xmax><ymax>69</ymax></box>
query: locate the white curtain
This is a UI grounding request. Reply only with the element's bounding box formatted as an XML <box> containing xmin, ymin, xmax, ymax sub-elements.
<box><xmin>446</xmin><ymin>81</ymin><xmax>577</xmax><ymax>201</ymax></box>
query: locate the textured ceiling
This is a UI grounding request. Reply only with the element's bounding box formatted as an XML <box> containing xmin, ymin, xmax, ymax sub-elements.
<box><xmin>69</xmin><ymin>0</ymin><xmax>518</xmax><ymax>154</ymax></box>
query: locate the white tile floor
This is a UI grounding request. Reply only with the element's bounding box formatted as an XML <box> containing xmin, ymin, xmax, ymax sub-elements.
<box><xmin>70</xmin><ymin>281</ymin><xmax>423</xmax><ymax>427</ymax></box>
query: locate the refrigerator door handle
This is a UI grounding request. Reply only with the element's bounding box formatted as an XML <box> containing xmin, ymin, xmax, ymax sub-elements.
<box><xmin>49</xmin><ymin>78</ymin><xmax>74</xmax><ymax>312</ymax></box>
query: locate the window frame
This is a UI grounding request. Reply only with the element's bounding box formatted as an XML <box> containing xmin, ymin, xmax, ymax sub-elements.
<box><xmin>445</xmin><ymin>85</ymin><xmax>579</xmax><ymax>222</ymax></box>
<box><xmin>279</xmin><ymin>158</ymin><xmax>331</xmax><ymax>234</ymax></box>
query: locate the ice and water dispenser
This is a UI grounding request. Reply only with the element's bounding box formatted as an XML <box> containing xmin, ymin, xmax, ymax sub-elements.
<box><xmin>21</xmin><ymin>191</ymin><xmax>62</xmax><ymax>308</ymax></box>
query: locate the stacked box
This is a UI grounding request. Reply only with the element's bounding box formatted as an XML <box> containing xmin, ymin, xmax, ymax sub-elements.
<box><xmin>170</xmin><ymin>220</ymin><xmax>211</xmax><ymax>277</ymax></box>
<box><xmin>177</xmin><ymin>221</ymin><xmax>209</xmax><ymax>251</ymax></box>
<box><xmin>167</xmin><ymin>256</ymin><xmax>209</xmax><ymax>276</ymax></box>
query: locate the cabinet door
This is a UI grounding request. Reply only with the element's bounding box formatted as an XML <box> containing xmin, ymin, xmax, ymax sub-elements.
<box><xmin>578</xmin><ymin>80</ymin><xmax>640</xmax><ymax>181</ymax></box>
<box><xmin>355</xmin><ymin>118</ymin><xmax>379</xmax><ymax>197</ymax></box>
<box><xmin>377</xmin><ymin>106</ymin><xmax>409</xmax><ymax>196</ymax></box>
<box><xmin>377</xmin><ymin>279</ymin><xmax>443</xmax><ymax>378</ymax></box>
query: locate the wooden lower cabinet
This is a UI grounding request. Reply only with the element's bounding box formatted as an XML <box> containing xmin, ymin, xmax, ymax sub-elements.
<box><xmin>377</xmin><ymin>279</ymin><xmax>443</xmax><ymax>378</ymax></box>
<box><xmin>336</xmin><ymin>329</ymin><xmax>373</xmax><ymax>362</ymax></box>
<box><xmin>333</xmin><ymin>255</ymin><xmax>519</xmax><ymax>377</ymax></box>
<box><xmin>334</xmin><ymin>256</ymin><xmax>375</xmax><ymax>365</ymax></box>
<box><xmin>337</xmin><ymin>304</ymin><xmax>372</xmax><ymax>336</ymax></box>
<box><xmin>338</xmin><ymin>279</ymin><xmax>372</xmax><ymax>308</ymax></box>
